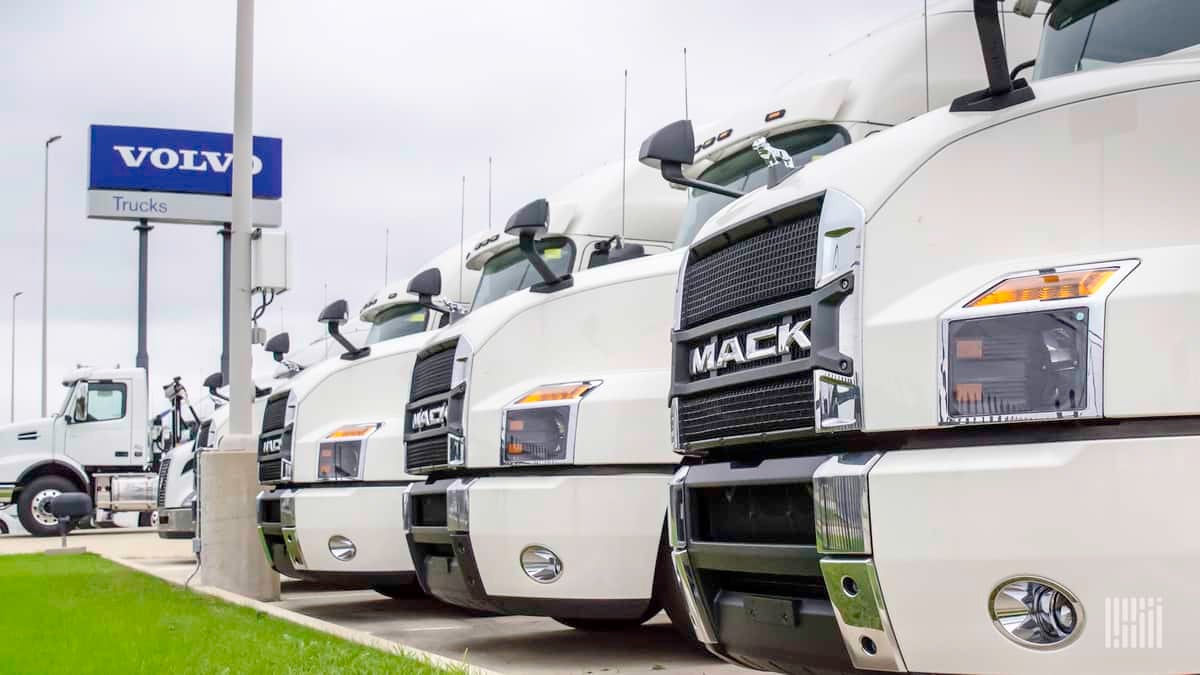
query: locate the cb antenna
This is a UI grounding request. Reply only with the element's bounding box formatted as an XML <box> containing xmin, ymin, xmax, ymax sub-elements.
<box><xmin>488</xmin><ymin>156</ymin><xmax>493</xmax><ymax>231</ymax></box>
<box><xmin>384</xmin><ymin>228</ymin><xmax>390</xmax><ymax>284</ymax></box>
<box><xmin>683</xmin><ymin>47</ymin><xmax>690</xmax><ymax>120</ymax></box>
<box><xmin>621</xmin><ymin>68</ymin><xmax>628</xmax><ymax>239</ymax></box>
<box><xmin>459</xmin><ymin>175</ymin><xmax>466</xmax><ymax>300</ymax></box>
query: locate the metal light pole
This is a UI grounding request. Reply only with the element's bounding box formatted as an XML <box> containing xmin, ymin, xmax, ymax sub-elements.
<box><xmin>40</xmin><ymin>134</ymin><xmax>61</xmax><ymax>417</ymax></box>
<box><xmin>11</xmin><ymin>291</ymin><xmax>22</xmax><ymax>423</ymax></box>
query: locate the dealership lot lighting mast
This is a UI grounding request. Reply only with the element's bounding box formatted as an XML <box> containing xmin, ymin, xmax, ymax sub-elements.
<box><xmin>40</xmin><ymin>134</ymin><xmax>60</xmax><ymax>417</ymax></box>
<box><xmin>200</xmin><ymin>0</ymin><xmax>279</xmax><ymax>600</ymax></box>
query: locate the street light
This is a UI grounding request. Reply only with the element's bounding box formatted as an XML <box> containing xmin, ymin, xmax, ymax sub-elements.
<box><xmin>10</xmin><ymin>291</ymin><xmax>22</xmax><ymax>423</ymax></box>
<box><xmin>41</xmin><ymin>134</ymin><xmax>61</xmax><ymax>417</ymax></box>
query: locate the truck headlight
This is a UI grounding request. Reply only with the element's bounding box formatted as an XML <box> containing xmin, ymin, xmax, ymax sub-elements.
<box><xmin>501</xmin><ymin>382</ymin><xmax>600</xmax><ymax>466</ymax></box>
<box><xmin>317</xmin><ymin>423</ymin><xmax>379</xmax><ymax>481</ymax></box>
<box><xmin>448</xmin><ymin>338</ymin><xmax>473</xmax><ymax>467</ymax></box>
<box><xmin>940</xmin><ymin>261</ymin><xmax>1136</xmax><ymax>425</ymax></box>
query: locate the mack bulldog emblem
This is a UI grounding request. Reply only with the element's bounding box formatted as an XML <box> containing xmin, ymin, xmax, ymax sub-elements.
<box><xmin>691</xmin><ymin>318</ymin><xmax>812</xmax><ymax>376</ymax></box>
<box><xmin>411</xmin><ymin>402</ymin><xmax>449</xmax><ymax>432</ymax></box>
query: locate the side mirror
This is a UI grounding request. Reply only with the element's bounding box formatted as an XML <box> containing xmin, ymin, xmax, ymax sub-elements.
<box><xmin>503</xmin><ymin>199</ymin><xmax>550</xmax><ymax>239</ymax></box>
<box><xmin>608</xmin><ymin>243</ymin><xmax>646</xmax><ymax>264</ymax></box>
<box><xmin>504</xmin><ymin>199</ymin><xmax>571</xmax><ymax>293</ymax></box>
<box><xmin>638</xmin><ymin>119</ymin><xmax>695</xmax><ymax>170</ymax></box>
<box><xmin>265</xmin><ymin>332</ymin><xmax>290</xmax><ymax>363</ymax></box>
<box><xmin>320</xmin><ymin>298</ymin><xmax>369</xmax><ymax>361</ymax></box>
<box><xmin>318</xmin><ymin>300</ymin><xmax>349</xmax><ymax>326</ymax></box>
<box><xmin>407</xmin><ymin>268</ymin><xmax>442</xmax><ymax>308</ymax></box>
<box><xmin>203</xmin><ymin>372</ymin><xmax>228</xmax><ymax>401</ymax></box>
<box><xmin>639</xmin><ymin>120</ymin><xmax>743</xmax><ymax>199</ymax></box>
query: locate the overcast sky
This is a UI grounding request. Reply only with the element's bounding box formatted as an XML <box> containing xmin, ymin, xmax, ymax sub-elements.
<box><xmin>0</xmin><ymin>0</ymin><xmax>911</xmax><ymax>420</ymax></box>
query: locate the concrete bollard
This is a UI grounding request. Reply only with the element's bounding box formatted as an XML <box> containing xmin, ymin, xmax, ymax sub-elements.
<box><xmin>199</xmin><ymin>445</ymin><xmax>279</xmax><ymax>601</ymax></box>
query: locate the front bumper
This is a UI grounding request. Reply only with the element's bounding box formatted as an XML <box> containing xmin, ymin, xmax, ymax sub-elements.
<box><xmin>406</xmin><ymin>472</ymin><xmax>671</xmax><ymax>618</ymax></box>
<box><xmin>0</xmin><ymin>484</ymin><xmax>14</xmax><ymax>506</ymax></box>
<box><xmin>671</xmin><ymin>456</ymin><xmax>858</xmax><ymax>673</ymax></box>
<box><xmin>257</xmin><ymin>486</ymin><xmax>416</xmax><ymax>587</ymax></box>
<box><xmin>870</xmin><ymin>434</ymin><xmax>1200</xmax><ymax>674</ymax></box>
<box><xmin>156</xmin><ymin>505</ymin><xmax>195</xmax><ymax>539</ymax></box>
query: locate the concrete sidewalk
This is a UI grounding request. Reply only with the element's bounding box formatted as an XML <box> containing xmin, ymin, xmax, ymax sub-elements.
<box><xmin>1</xmin><ymin>529</ymin><xmax>740</xmax><ymax>674</ymax></box>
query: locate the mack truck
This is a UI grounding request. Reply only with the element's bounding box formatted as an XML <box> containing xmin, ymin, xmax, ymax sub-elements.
<box><xmin>398</xmin><ymin>0</ymin><xmax>1041</xmax><ymax>638</ymax></box>
<box><xmin>255</xmin><ymin>244</ymin><xmax>481</xmax><ymax>595</ymax></box>
<box><xmin>155</xmin><ymin>331</ymin><xmax>361</xmax><ymax>540</ymax></box>
<box><xmin>0</xmin><ymin>367</ymin><xmax>196</xmax><ymax>536</ymax></box>
<box><xmin>658</xmin><ymin>0</ymin><xmax>1200</xmax><ymax>672</ymax></box>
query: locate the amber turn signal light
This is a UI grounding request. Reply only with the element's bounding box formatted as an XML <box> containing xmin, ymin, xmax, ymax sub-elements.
<box><xmin>967</xmin><ymin>268</ymin><xmax>1116</xmax><ymax>307</ymax></box>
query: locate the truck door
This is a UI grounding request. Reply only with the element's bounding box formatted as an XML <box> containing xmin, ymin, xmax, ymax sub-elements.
<box><xmin>63</xmin><ymin>380</ymin><xmax>135</xmax><ymax>467</ymax></box>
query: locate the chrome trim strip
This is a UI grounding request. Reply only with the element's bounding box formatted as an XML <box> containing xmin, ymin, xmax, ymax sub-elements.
<box><xmin>256</xmin><ymin>526</ymin><xmax>273</xmax><ymax>565</ymax></box>
<box><xmin>671</xmin><ymin>549</ymin><xmax>719</xmax><ymax>645</ymax></box>
<box><xmin>813</xmin><ymin>453</ymin><xmax>880</xmax><ymax>555</ymax></box>
<box><xmin>821</xmin><ymin>557</ymin><xmax>907</xmax><ymax>672</ymax></box>
<box><xmin>938</xmin><ymin>259</ymin><xmax>1139</xmax><ymax>426</ymax></box>
<box><xmin>445</xmin><ymin>478</ymin><xmax>474</xmax><ymax>533</ymax></box>
<box><xmin>282</xmin><ymin>526</ymin><xmax>306</xmax><ymax>569</ymax></box>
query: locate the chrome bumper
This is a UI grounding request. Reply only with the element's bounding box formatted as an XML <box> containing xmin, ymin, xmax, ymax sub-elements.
<box><xmin>156</xmin><ymin>506</ymin><xmax>195</xmax><ymax>537</ymax></box>
<box><xmin>0</xmin><ymin>485</ymin><xmax>14</xmax><ymax>506</ymax></box>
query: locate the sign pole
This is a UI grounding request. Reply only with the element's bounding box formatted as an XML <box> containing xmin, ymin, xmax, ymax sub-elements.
<box><xmin>219</xmin><ymin>223</ymin><xmax>231</xmax><ymax>384</ymax></box>
<box><xmin>134</xmin><ymin>219</ymin><xmax>152</xmax><ymax>373</ymax></box>
<box><xmin>201</xmin><ymin>0</ymin><xmax>279</xmax><ymax>601</ymax></box>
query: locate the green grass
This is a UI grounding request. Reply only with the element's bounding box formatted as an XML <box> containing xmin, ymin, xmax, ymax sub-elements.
<box><xmin>0</xmin><ymin>553</ymin><xmax>455</xmax><ymax>674</ymax></box>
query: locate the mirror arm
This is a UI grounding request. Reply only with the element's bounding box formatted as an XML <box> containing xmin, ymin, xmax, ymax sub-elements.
<box><xmin>660</xmin><ymin>162</ymin><xmax>743</xmax><ymax>199</ymax></box>
<box><xmin>518</xmin><ymin>234</ymin><xmax>573</xmax><ymax>293</ymax></box>
<box><xmin>327</xmin><ymin>322</ymin><xmax>370</xmax><ymax>361</ymax></box>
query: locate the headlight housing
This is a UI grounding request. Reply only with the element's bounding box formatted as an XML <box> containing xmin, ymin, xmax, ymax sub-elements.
<box><xmin>940</xmin><ymin>260</ymin><xmax>1136</xmax><ymax>425</ymax></box>
<box><xmin>447</xmin><ymin>338</ymin><xmax>473</xmax><ymax>466</ymax></box>
<box><xmin>500</xmin><ymin>381</ymin><xmax>600</xmax><ymax>466</ymax></box>
<box><xmin>316</xmin><ymin>423</ymin><xmax>379</xmax><ymax>481</ymax></box>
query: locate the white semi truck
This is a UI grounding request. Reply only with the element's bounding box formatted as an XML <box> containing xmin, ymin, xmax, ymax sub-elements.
<box><xmin>399</xmin><ymin>0</ymin><xmax>1041</xmax><ymax>636</ymax></box>
<box><xmin>662</xmin><ymin>0</ymin><xmax>1200</xmax><ymax>672</ymax></box>
<box><xmin>0</xmin><ymin>367</ymin><xmax>195</xmax><ymax>536</ymax></box>
<box><xmin>255</xmin><ymin>244</ymin><xmax>480</xmax><ymax>594</ymax></box>
<box><xmin>155</xmin><ymin>331</ymin><xmax>360</xmax><ymax>539</ymax></box>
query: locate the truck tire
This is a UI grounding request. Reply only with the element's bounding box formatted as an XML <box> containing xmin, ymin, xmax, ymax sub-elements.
<box><xmin>372</xmin><ymin>582</ymin><xmax>424</xmax><ymax>600</ymax></box>
<box><xmin>652</xmin><ymin>527</ymin><xmax>698</xmax><ymax>641</ymax></box>
<box><xmin>17</xmin><ymin>475</ymin><xmax>80</xmax><ymax>538</ymax></box>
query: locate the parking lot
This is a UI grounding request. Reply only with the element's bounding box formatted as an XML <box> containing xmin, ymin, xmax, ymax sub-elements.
<box><xmin>0</xmin><ymin>529</ymin><xmax>739</xmax><ymax>674</ymax></box>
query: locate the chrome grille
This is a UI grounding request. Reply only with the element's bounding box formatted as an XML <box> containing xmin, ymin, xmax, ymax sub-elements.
<box><xmin>405</xmin><ymin>436</ymin><xmax>448</xmax><ymax>473</ymax></box>
<box><xmin>261</xmin><ymin>393</ymin><xmax>288</xmax><ymax>433</ymax></box>
<box><xmin>680</xmin><ymin>213</ymin><xmax>820</xmax><ymax>329</ymax></box>
<box><xmin>677</xmin><ymin>373</ymin><xmax>815</xmax><ymax>446</ymax></box>
<box><xmin>258</xmin><ymin>459</ymin><xmax>283</xmax><ymax>483</ymax></box>
<box><xmin>410</xmin><ymin>342</ymin><xmax>457</xmax><ymax>401</ymax></box>
<box><xmin>156</xmin><ymin>458</ymin><xmax>171</xmax><ymax>507</ymax></box>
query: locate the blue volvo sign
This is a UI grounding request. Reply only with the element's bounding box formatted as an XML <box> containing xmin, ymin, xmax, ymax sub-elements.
<box><xmin>88</xmin><ymin>125</ymin><xmax>282</xmax><ymax>199</ymax></box>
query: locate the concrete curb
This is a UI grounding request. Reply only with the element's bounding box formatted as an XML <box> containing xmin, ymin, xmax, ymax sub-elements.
<box><xmin>99</xmin><ymin>553</ymin><xmax>502</xmax><ymax>675</ymax></box>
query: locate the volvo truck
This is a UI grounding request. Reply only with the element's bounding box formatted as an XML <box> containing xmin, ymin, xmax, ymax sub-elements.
<box><xmin>661</xmin><ymin>0</ymin><xmax>1200</xmax><ymax>672</ymax></box>
<box><xmin>255</xmin><ymin>245</ymin><xmax>480</xmax><ymax>595</ymax></box>
<box><xmin>399</xmin><ymin>0</ymin><xmax>1042</xmax><ymax>638</ymax></box>
<box><xmin>0</xmin><ymin>367</ymin><xmax>195</xmax><ymax>536</ymax></box>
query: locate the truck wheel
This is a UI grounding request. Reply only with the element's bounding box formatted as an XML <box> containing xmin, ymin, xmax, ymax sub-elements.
<box><xmin>17</xmin><ymin>476</ymin><xmax>80</xmax><ymax>538</ymax></box>
<box><xmin>372</xmin><ymin>582</ymin><xmax>424</xmax><ymax>600</ymax></box>
<box><xmin>653</xmin><ymin>527</ymin><xmax>698</xmax><ymax>641</ymax></box>
<box><xmin>553</xmin><ymin>610</ymin><xmax>659</xmax><ymax>631</ymax></box>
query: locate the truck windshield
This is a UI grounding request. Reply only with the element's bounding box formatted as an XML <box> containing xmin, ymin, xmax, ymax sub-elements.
<box><xmin>365</xmin><ymin>303</ymin><xmax>428</xmax><ymax>345</ymax></box>
<box><xmin>472</xmin><ymin>237</ymin><xmax>576</xmax><ymax>309</ymax></box>
<box><xmin>1035</xmin><ymin>0</ymin><xmax>1200</xmax><ymax>80</ymax></box>
<box><xmin>673</xmin><ymin>125</ymin><xmax>849</xmax><ymax>249</ymax></box>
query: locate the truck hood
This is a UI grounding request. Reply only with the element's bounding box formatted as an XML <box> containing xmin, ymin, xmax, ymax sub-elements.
<box><xmin>693</xmin><ymin>55</ymin><xmax>1200</xmax><ymax>246</ymax></box>
<box><xmin>269</xmin><ymin>329</ymin><xmax>436</xmax><ymax>407</ymax></box>
<box><xmin>0</xmin><ymin>417</ymin><xmax>55</xmax><ymax>443</ymax></box>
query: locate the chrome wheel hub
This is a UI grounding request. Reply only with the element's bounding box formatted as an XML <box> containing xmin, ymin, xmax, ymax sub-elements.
<box><xmin>30</xmin><ymin>489</ymin><xmax>62</xmax><ymax>527</ymax></box>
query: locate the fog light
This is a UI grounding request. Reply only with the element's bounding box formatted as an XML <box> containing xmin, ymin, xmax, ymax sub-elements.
<box><xmin>520</xmin><ymin>545</ymin><xmax>562</xmax><ymax>583</ymax></box>
<box><xmin>989</xmin><ymin>576</ymin><xmax>1083</xmax><ymax>648</ymax></box>
<box><xmin>328</xmin><ymin>535</ymin><xmax>357</xmax><ymax>561</ymax></box>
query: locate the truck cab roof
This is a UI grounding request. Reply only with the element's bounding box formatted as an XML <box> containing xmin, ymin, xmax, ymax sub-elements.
<box><xmin>61</xmin><ymin>366</ymin><xmax>141</xmax><ymax>386</ymax></box>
